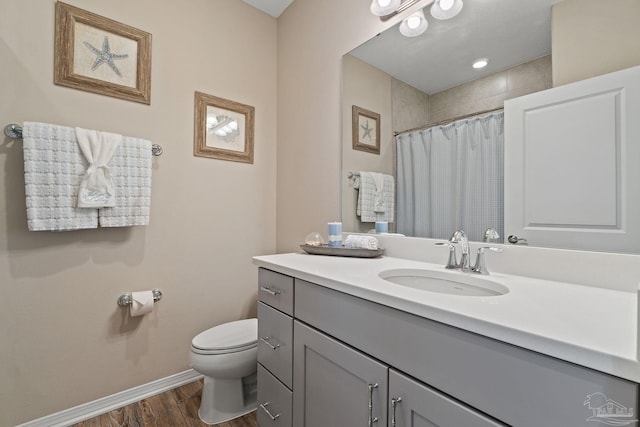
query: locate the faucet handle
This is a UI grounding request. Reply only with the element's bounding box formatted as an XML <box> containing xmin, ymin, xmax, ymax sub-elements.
<box><xmin>435</xmin><ymin>242</ymin><xmax>458</xmax><ymax>269</ymax></box>
<box><xmin>472</xmin><ymin>246</ymin><xmax>503</xmax><ymax>275</ymax></box>
<box><xmin>483</xmin><ymin>228</ymin><xmax>500</xmax><ymax>243</ymax></box>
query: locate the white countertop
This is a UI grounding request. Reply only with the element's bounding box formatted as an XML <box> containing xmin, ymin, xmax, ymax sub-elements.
<box><xmin>253</xmin><ymin>252</ymin><xmax>640</xmax><ymax>383</ymax></box>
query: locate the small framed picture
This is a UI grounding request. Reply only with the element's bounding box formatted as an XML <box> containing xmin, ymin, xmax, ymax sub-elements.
<box><xmin>54</xmin><ymin>2</ymin><xmax>152</xmax><ymax>104</ymax></box>
<box><xmin>352</xmin><ymin>105</ymin><xmax>380</xmax><ymax>154</ymax></box>
<box><xmin>194</xmin><ymin>91</ymin><xmax>255</xmax><ymax>164</ymax></box>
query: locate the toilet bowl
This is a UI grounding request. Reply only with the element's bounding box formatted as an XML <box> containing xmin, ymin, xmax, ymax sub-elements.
<box><xmin>190</xmin><ymin>318</ymin><xmax>258</xmax><ymax>425</ymax></box>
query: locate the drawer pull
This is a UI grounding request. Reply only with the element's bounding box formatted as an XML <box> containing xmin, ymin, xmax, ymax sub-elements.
<box><xmin>260</xmin><ymin>336</ymin><xmax>281</xmax><ymax>350</ymax></box>
<box><xmin>368</xmin><ymin>383</ymin><xmax>379</xmax><ymax>426</ymax></box>
<box><xmin>391</xmin><ymin>397</ymin><xmax>402</xmax><ymax>427</ymax></box>
<box><xmin>260</xmin><ymin>286</ymin><xmax>282</xmax><ymax>296</ymax></box>
<box><xmin>259</xmin><ymin>402</ymin><xmax>281</xmax><ymax>421</ymax></box>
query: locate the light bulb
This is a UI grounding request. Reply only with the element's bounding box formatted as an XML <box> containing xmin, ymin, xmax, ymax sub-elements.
<box><xmin>399</xmin><ymin>9</ymin><xmax>428</xmax><ymax>37</ymax></box>
<box><xmin>431</xmin><ymin>0</ymin><xmax>463</xmax><ymax>20</ymax></box>
<box><xmin>370</xmin><ymin>0</ymin><xmax>401</xmax><ymax>16</ymax></box>
<box><xmin>407</xmin><ymin>16</ymin><xmax>422</xmax><ymax>29</ymax></box>
<box><xmin>439</xmin><ymin>0</ymin><xmax>454</xmax><ymax>11</ymax></box>
<box><xmin>473</xmin><ymin>58</ymin><xmax>488</xmax><ymax>69</ymax></box>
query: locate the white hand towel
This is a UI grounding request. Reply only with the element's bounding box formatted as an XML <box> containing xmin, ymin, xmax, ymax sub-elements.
<box><xmin>22</xmin><ymin>122</ymin><xmax>99</xmax><ymax>231</ymax></box>
<box><xmin>75</xmin><ymin>127</ymin><xmax>122</xmax><ymax>208</ymax></box>
<box><xmin>371</xmin><ymin>172</ymin><xmax>385</xmax><ymax>213</ymax></box>
<box><xmin>356</xmin><ymin>172</ymin><xmax>395</xmax><ymax>223</ymax></box>
<box><xmin>99</xmin><ymin>136</ymin><xmax>152</xmax><ymax>227</ymax></box>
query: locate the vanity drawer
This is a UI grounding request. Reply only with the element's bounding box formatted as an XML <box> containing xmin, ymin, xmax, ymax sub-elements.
<box><xmin>257</xmin><ymin>363</ymin><xmax>292</xmax><ymax>427</ymax></box>
<box><xmin>258</xmin><ymin>302</ymin><xmax>293</xmax><ymax>388</ymax></box>
<box><xmin>258</xmin><ymin>268</ymin><xmax>294</xmax><ymax>316</ymax></box>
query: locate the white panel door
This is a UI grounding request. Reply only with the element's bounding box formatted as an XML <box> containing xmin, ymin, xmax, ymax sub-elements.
<box><xmin>504</xmin><ymin>66</ymin><xmax>640</xmax><ymax>252</ymax></box>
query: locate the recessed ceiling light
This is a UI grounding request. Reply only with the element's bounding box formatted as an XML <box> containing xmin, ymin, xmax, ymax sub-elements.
<box><xmin>472</xmin><ymin>58</ymin><xmax>489</xmax><ymax>69</ymax></box>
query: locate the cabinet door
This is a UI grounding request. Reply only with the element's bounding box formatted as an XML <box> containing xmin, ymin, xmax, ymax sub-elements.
<box><xmin>293</xmin><ymin>321</ymin><xmax>388</xmax><ymax>427</ymax></box>
<box><xmin>388</xmin><ymin>369</ymin><xmax>506</xmax><ymax>427</ymax></box>
<box><xmin>504</xmin><ymin>65</ymin><xmax>640</xmax><ymax>252</ymax></box>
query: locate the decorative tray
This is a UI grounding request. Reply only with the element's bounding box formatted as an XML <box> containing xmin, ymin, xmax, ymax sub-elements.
<box><xmin>300</xmin><ymin>244</ymin><xmax>384</xmax><ymax>258</ymax></box>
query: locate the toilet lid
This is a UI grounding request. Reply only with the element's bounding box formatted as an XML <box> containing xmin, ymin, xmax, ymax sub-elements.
<box><xmin>191</xmin><ymin>318</ymin><xmax>257</xmax><ymax>352</ymax></box>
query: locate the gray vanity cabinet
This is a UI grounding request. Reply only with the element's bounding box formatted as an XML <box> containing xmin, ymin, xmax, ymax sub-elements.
<box><xmin>256</xmin><ymin>267</ymin><xmax>639</xmax><ymax>427</ymax></box>
<box><xmin>292</xmin><ymin>320</ymin><xmax>389</xmax><ymax>427</ymax></box>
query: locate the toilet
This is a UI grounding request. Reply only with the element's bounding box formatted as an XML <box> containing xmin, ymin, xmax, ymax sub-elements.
<box><xmin>190</xmin><ymin>318</ymin><xmax>258</xmax><ymax>424</ymax></box>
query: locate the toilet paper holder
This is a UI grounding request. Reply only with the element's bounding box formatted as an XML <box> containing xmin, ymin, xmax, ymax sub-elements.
<box><xmin>117</xmin><ymin>289</ymin><xmax>162</xmax><ymax>306</ymax></box>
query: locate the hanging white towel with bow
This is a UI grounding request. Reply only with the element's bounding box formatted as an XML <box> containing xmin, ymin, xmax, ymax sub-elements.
<box><xmin>75</xmin><ymin>127</ymin><xmax>122</xmax><ymax>208</ymax></box>
<box><xmin>371</xmin><ymin>172</ymin><xmax>386</xmax><ymax>213</ymax></box>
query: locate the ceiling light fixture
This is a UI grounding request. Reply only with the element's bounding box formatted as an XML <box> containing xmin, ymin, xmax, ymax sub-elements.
<box><xmin>370</xmin><ymin>0</ymin><xmax>402</xmax><ymax>17</ymax></box>
<box><xmin>430</xmin><ymin>0</ymin><xmax>463</xmax><ymax>20</ymax></box>
<box><xmin>399</xmin><ymin>8</ymin><xmax>428</xmax><ymax>37</ymax></box>
<box><xmin>472</xmin><ymin>58</ymin><xmax>489</xmax><ymax>69</ymax></box>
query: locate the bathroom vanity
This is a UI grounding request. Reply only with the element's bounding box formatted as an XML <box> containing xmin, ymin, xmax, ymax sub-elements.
<box><xmin>254</xmin><ymin>253</ymin><xmax>638</xmax><ymax>427</ymax></box>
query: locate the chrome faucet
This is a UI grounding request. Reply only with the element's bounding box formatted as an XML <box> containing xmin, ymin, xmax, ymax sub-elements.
<box><xmin>483</xmin><ymin>227</ymin><xmax>500</xmax><ymax>243</ymax></box>
<box><xmin>435</xmin><ymin>229</ymin><xmax>502</xmax><ymax>275</ymax></box>
<box><xmin>472</xmin><ymin>246</ymin><xmax>503</xmax><ymax>275</ymax></box>
<box><xmin>449</xmin><ymin>230</ymin><xmax>470</xmax><ymax>271</ymax></box>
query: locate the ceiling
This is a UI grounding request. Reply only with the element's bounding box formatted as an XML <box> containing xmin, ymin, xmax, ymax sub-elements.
<box><xmin>350</xmin><ymin>0</ymin><xmax>561</xmax><ymax>94</ymax></box>
<box><xmin>242</xmin><ymin>0</ymin><xmax>294</xmax><ymax>18</ymax></box>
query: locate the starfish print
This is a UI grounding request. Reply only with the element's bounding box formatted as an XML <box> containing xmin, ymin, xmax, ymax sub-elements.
<box><xmin>361</xmin><ymin>120</ymin><xmax>374</xmax><ymax>140</ymax></box>
<box><xmin>83</xmin><ymin>36</ymin><xmax>129</xmax><ymax>77</ymax></box>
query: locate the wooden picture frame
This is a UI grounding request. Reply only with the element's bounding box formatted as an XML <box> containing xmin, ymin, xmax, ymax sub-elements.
<box><xmin>194</xmin><ymin>91</ymin><xmax>255</xmax><ymax>164</ymax></box>
<box><xmin>54</xmin><ymin>2</ymin><xmax>152</xmax><ymax>104</ymax></box>
<box><xmin>352</xmin><ymin>105</ymin><xmax>380</xmax><ymax>154</ymax></box>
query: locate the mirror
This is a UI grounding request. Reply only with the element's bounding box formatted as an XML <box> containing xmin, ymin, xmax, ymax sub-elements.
<box><xmin>341</xmin><ymin>0</ymin><xmax>639</xmax><ymax>253</ymax></box>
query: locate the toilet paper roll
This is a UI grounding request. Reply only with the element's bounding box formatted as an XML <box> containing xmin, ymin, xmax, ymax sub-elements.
<box><xmin>130</xmin><ymin>291</ymin><xmax>154</xmax><ymax>317</ymax></box>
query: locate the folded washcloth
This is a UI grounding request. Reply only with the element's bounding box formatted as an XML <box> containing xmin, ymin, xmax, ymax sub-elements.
<box><xmin>344</xmin><ymin>235</ymin><xmax>379</xmax><ymax>250</ymax></box>
<box><xmin>98</xmin><ymin>136</ymin><xmax>152</xmax><ymax>227</ymax></box>
<box><xmin>22</xmin><ymin>122</ymin><xmax>99</xmax><ymax>231</ymax></box>
<box><xmin>75</xmin><ymin>127</ymin><xmax>122</xmax><ymax>208</ymax></box>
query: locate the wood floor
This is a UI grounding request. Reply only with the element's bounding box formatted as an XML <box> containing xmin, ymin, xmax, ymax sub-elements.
<box><xmin>71</xmin><ymin>380</ymin><xmax>257</xmax><ymax>427</ymax></box>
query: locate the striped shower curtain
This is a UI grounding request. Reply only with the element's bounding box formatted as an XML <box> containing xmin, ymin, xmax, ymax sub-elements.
<box><xmin>396</xmin><ymin>111</ymin><xmax>504</xmax><ymax>242</ymax></box>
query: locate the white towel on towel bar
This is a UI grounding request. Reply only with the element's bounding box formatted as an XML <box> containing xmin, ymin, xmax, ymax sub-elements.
<box><xmin>22</xmin><ymin>122</ymin><xmax>98</xmax><ymax>231</ymax></box>
<box><xmin>371</xmin><ymin>172</ymin><xmax>385</xmax><ymax>212</ymax></box>
<box><xmin>75</xmin><ymin>127</ymin><xmax>122</xmax><ymax>208</ymax></box>
<box><xmin>98</xmin><ymin>136</ymin><xmax>152</xmax><ymax>227</ymax></box>
<box><xmin>355</xmin><ymin>172</ymin><xmax>395</xmax><ymax>223</ymax></box>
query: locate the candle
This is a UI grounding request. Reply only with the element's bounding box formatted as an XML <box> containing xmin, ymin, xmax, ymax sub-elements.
<box><xmin>328</xmin><ymin>222</ymin><xmax>342</xmax><ymax>247</ymax></box>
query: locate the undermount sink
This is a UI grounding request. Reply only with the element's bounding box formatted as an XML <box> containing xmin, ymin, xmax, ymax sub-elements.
<box><xmin>379</xmin><ymin>268</ymin><xmax>509</xmax><ymax>297</ymax></box>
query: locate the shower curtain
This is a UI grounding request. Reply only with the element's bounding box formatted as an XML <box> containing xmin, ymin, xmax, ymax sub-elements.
<box><xmin>396</xmin><ymin>111</ymin><xmax>504</xmax><ymax>242</ymax></box>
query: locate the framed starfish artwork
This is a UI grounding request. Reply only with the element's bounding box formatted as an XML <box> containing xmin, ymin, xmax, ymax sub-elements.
<box><xmin>54</xmin><ymin>2</ymin><xmax>151</xmax><ymax>104</ymax></box>
<box><xmin>194</xmin><ymin>92</ymin><xmax>255</xmax><ymax>164</ymax></box>
<box><xmin>352</xmin><ymin>105</ymin><xmax>380</xmax><ymax>154</ymax></box>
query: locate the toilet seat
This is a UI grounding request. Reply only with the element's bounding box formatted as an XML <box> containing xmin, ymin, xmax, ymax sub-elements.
<box><xmin>191</xmin><ymin>318</ymin><xmax>257</xmax><ymax>355</ymax></box>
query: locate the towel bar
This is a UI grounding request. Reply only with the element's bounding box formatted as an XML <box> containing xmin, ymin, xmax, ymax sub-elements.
<box><xmin>4</xmin><ymin>123</ymin><xmax>164</xmax><ymax>157</ymax></box>
<box><xmin>117</xmin><ymin>289</ymin><xmax>162</xmax><ymax>306</ymax></box>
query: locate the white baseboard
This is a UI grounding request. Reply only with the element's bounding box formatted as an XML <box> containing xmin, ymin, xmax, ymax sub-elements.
<box><xmin>16</xmin><ymin>369</ymin><xmax>203</xmax><ymax>427</ymax></box>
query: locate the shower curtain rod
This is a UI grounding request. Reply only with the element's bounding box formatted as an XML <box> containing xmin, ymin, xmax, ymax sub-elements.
<box><xmin>393</xmin><ymin>106</ymin><xmax>504</xmax><ymax>137</ymax></box>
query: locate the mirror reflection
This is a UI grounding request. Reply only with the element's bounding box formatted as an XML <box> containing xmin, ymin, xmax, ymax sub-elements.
<box><xmin>341</xmin><ymin>0</ymin><xmax>640</xmax><ymax>253</ymax></box>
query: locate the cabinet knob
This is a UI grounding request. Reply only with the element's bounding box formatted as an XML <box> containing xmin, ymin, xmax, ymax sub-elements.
<box><xmin>260</xmin><ymin>285</ymin><xmax>282</xmax><ymax>296</ymax></box>
<box><xmin>391</xmin><ymin>397</ymin><xmax>402</xmax><ymax>427</ymax></box>
<box><xmin>259</xmin><ymin>402</ymin><xmax>281</xmax><ymax>421</ymax></box>
<box><xmin>260</xmin><ymin>336</ymin><xmax>281</xmax><ymax>350</ymax></box>
<box><xmin>368</xmin><ymin>383</ymin><xmax>379</xmax><ymax>426</ymax></box>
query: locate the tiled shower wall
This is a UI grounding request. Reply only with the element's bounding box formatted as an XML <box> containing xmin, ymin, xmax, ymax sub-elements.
<box><xmin>393</xmin><ymin>55</ymin><xmax>552</xmax><ymax>133</ymax></box>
